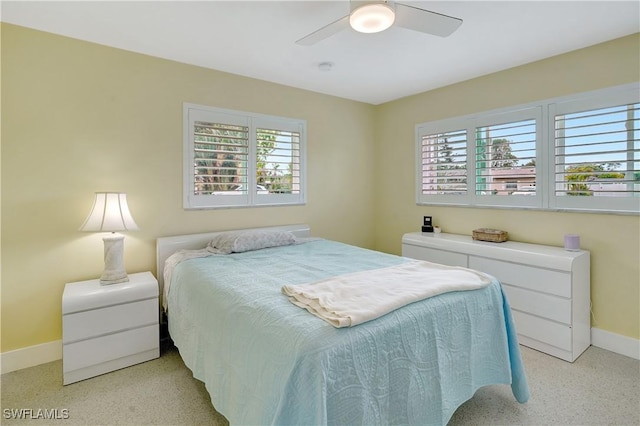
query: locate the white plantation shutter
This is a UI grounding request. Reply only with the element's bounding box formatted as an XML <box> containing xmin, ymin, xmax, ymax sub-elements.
<box><xmin>550</xmin><ymin>88</ymin><xmax>639</xmax><ymax>213</ymax></box>
<box><xmin>420</xmin><ymin>129</ymin><xmax>467</xmax><ymax>195</ymax></box>
<box><xmin>554</xmin><ymin>104</ymin><xmax>639</xmax><ymax>196</ymax></box>
<box><xmin>184</xmin><ymin>104</ymin><xmax>306</xmax><ymax>209</ymax></box>
<box><xmin>256</xmin><ymin>127</ymin><xmax>301</xmax><ymax>195</ymax></box>
<box><xmin>193</xmin><ymin>121</ymin><xmax>249</xmax><ymax>195</ymax></box>
<box><xmin>474</xmin><ymin>110</ymin><xmax>539</xmax><ymax>204</ymax></box>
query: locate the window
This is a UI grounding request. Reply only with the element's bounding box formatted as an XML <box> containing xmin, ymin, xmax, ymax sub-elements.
<box><xmin>415</xmin><ymin>83</ymin><xmax>639</xmax><ymax>214</ymax></box>
<box><xmin>193</xmin><ymin>121</ymin><xmax>249</xmax><ymax>196</ymax></box>
<box><xmin>184</xmin><ymin>104</ymin><xmax>306</xmax><ymax>209</ymax></box>
<box><xmin>475</xmin><ymin>118</ymin><xmax>537</xmax><ymax>195</ymax></box>
<box><xmin>473</xmin><ymin>108</ymin><xmax>541</xmax><ymax>209</ymax></box>
<box><xmin>550</xmin><ymin>92</ymin><xmax>639</xmax><ymax>213</ymax></box>
<box><xmin>416</xmin><ymin>108</ymin><xmax>541</xmax><ymax>208</ymax></box>
<box><xmin>419</xmin><ymin>127</ymin><xmax>468</xmax><ymax>196</ymax></box>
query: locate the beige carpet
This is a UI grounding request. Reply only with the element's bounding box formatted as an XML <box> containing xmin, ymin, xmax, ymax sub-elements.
<box><xmin>1</xmin><ymin>341</ymin><xmax>638</xmax><ymax>425</ymax></box>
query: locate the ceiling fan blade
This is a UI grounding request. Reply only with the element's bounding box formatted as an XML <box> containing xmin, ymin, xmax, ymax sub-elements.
<box><xmin>394</xmin><ymin>3</ymin><xmax>462</xmax><ymax>37</ymax></box>
<box><xmin>296</xmin><ymin>15</ymin><xmax>350</xmax><ymax>46</ymax></box>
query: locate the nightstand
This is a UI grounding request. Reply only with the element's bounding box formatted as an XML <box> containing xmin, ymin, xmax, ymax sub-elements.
<box><xmin>62</xmin><ymin>271</ymin><xmax>160</xmax><ymax>385</ymax></box>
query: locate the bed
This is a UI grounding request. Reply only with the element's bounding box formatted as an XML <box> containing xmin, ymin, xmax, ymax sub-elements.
<box><xmin>156</xmin><ymin>224</ymin><xmax>529</xmax><ymax>425</ymax></box>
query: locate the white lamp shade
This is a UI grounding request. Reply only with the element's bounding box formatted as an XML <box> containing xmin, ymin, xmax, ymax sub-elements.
<box><xmin>350</xmin><ymin>3</ymin><xmax>395</xmax><ymax>33</ymax></box>
<box><xmin>80</xmin><ymin>192</ymin><xmax>139</xmax><ymax>232</ymax></box>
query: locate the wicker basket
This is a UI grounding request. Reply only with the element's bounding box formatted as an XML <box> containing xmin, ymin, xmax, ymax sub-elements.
<box><xmin>472</xmin><ymin>228</ymin><xmax>508</xmax><ymax>243</ymax></box>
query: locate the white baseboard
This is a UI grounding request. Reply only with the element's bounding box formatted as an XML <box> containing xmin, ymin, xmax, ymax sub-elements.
<box><xmin>1</xmin><ymin>340</ymin><xmax>62</xmax><ymax>374</ymax></box>
<box><xmin>1</xmin><ymin>328</ymin><xmax>637</xmax><ymax>374</ymax></box>
<box><xmin>591</xmin><ymin>327</ymin><xmax>640</xmax><ymax>360</ymax></box>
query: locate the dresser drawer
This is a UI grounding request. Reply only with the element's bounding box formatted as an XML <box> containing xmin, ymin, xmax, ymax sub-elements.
<box><xmin>63</xmin><ymin>298</ymin><xmax>158</xmax><ymax>343</ymax></box>
<box><xmin>511</xmin><ymin>310</ymin><xmax>572</xmax><ymax>352</ymax></box>
<box><xmin>402</xmin><ymin>245</ymin><xmax>468</xmax><ymax>267</ymax></box>
<box><xmin>502</xmin><ymin>284</ymin><xmax>571</xmax><ymax>324</ymax></box>
<box><xmin>469</xmin><ymin>257</ymin><xmax>570</xmax><ymax>298</ymax></box>
<box><xmin>63</xmin><ymin>324</ymin><xmax>159</xmax><ymax>373</ymax></box>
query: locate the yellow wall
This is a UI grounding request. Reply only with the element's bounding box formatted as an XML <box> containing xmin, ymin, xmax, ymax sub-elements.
<box><xmin>374</xmin><ymin>33</ymin><xmax>640</xmax><ymax>340</ymax></box>
<box><xmin>1</xmin><ymin>24</ymin><xmax>376</xmax><ymax>352</ymax></box>
<box><xmin>1</xmin><ymin>23</ymin><xmax>638</xmax><ymax>354</ymax></box>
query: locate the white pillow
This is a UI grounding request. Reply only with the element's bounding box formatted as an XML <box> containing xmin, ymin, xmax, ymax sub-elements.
<box><xmin>207</xmin><ymin>230</ymin><xmax>296</xmax><ymax>254</ymax></box>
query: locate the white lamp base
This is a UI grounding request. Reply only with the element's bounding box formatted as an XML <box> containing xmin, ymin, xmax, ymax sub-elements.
<box><xmin>101</xmin><ymin>234</ymin><xmax>129</xmax><ymax>285</ymax></box>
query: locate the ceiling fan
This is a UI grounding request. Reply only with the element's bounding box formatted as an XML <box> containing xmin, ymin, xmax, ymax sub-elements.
<box><xmin>296</xmin><ymin>1</ymin><xmax>463</xmax><ymax>46</ymax></box>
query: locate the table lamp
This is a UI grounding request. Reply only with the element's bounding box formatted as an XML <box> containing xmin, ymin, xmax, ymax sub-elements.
<box><xmin>79</xmin><ymin>192</ymin><xmax>139</xmax><ymax>285</ymax></box>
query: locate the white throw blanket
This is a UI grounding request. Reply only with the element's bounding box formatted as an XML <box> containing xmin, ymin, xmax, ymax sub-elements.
<box><xmin>281</xmin><ymin>260</ymin><xmax>493</xmax><ymax>327</ymax></box>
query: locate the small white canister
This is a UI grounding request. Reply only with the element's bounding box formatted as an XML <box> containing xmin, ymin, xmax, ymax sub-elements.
<box><xmin>564</xmin><ymin>234</ymin><xmax>580</xmax><ymax>251</ymax></box>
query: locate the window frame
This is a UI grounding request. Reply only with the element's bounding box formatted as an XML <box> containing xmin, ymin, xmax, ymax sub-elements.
<box><xmin>415</xmin><ymin>83</ymin><xmax>639</xmax><ymax>215</ymax></box>
<box><xmin>183</xmin><ymin>103</ymin><xmax>307</xmax><ymax>210</ymax></box>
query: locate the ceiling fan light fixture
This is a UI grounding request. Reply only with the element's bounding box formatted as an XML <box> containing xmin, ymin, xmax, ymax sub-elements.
<box><xmin>349</xmin><ymin>3</ymin><xmax>395</xmax><ymax>34</ymax></box>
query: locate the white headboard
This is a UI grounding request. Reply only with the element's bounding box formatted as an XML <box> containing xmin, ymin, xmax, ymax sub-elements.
<box><xmin>156</xmin><ymin>223</ymin><xmax>311</xmax><ymax>300</ymax></box>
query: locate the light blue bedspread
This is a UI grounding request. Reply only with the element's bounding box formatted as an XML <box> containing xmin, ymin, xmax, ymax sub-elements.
<box><xmin>168</xmin><ymin>240</ymin><xmax>529</xmax><ymax>425</ymax></box>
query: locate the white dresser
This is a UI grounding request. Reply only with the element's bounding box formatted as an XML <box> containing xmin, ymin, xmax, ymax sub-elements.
<box><xmin>62</xmin><ymin>271</ymin><xmax>160</xmax><ymax>384</ymax></box>
<box><xmin>402</xmin><ymin>232</ymin><xmax>591</xmax><ymax>362</ymax></box>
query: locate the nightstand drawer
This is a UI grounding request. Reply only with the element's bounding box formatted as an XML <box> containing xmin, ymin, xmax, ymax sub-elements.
<box><xmin>63</xmin><ymin>298</ymin><xmax>158</xmax><ymax>343</ymax></box>
<box><xmin>62</xmin><ymin>272</ymin><xmax>158</xmax><ymax>314</ymax></box>
<box><xmin>63</xmin><ymin>324</ymin><xmax>159</xmax><ymax>373</ymax></box>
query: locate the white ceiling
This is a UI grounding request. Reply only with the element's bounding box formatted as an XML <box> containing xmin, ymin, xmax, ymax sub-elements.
<box><xmin>2</xmin><ymin>1</ymin><xmax>639</xmax><ymax>105</ymax></box>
